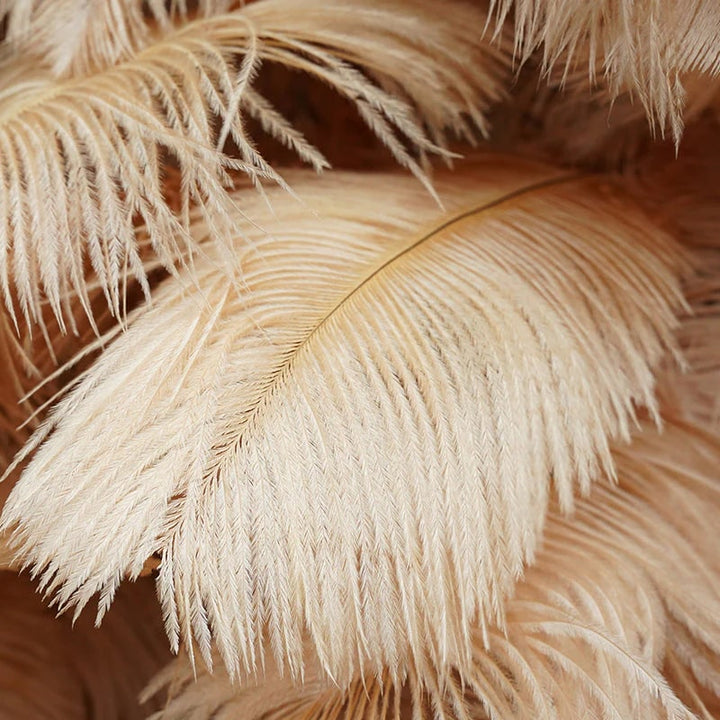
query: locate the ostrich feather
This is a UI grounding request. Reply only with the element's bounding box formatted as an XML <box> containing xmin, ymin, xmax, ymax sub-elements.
<box><xmin>0</xmin><ymin>312</ymin><xmax>33</xmax><ymax>465</ymax></box>
<box><xmin>0</xmin><ymin>572</ymin><xmax>170</xmax><ymax>719</ymax></box>
<box><xmin>0</xmin><ymin>258</ymin><xmax>144</xmax><ymax>470</ymax></box>
<box><xmin>488</xmin><ymin>0</ymin><xmax>720</xmax><ymax>141</ymax></box>
<box><xmin>0</xmin><ymin>0</ymin><xmax>508</xmax><ymax>325</ymax></box>
<box><xmin>0</xmin><ymin>0</ymin><xmax>235</xmax><ymax>76</ymax></box>
<box><xmin>0</xmin><ymin>159</ymin><xmax>687</xmax><ymax>684</ymax></box>
<box><xmin>512</xmin><ymin>73</ymin><xmax>720</xmax><ymax>167</ymax></box>
<box><xmin>144</xmin><ymin>420</ymin><xmax>720</xmax><ymax>720</ymax></box>
<box><xmin>629</xmin><ymin>122</ymin><xmax>720</xmax><ymax>253</ymax></box>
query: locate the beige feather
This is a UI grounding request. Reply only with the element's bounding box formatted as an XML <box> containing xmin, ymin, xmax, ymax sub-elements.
<box><xmin>0</xmin><ymin>312</ymin><xmax>33</xmax><ymax>466</ymax></box>
<box><xmin>0</xmin><ymin>159</ymin><xmax>687</xmax><ymax>685</ymax></box>
<box><xmin>0</xmin><ymin>0</ymin><xmax>508</xmax><ymax>325</ymax></box>
<box><xmin>144</xmin><ymin>419</ymin><xmax>720</xmax><ymax>720</ymax></box>
<box><xmin>0</xmin><ymin>256</ymin><xmax>147</xmax><ymax>471</ymax></box>
<box><xmin>508</xmin><ymin>73</ymin><xmax>720</xmax><ymax>167</ymax></box>
<box><xmin>0</xmin><ymin>0</ymin><xmax>236</xmax><ymax>76</ymax></box>
<box><xmin>658</xmin><ymin>261</ymin><xmax>720</xmax><ymax>429</ymax></box>
<box><xmin>488</xmin><ymin>0</ymin><xmax>720</xmax><ymax>141</ymax></box>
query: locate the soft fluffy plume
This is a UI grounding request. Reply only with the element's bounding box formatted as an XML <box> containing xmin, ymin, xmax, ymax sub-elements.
<box><xmin>0</xmin><ymin>159</ymin><xmax>688</xmax><ymax>685</ymax></box>
<box><xmin>0</xmin><ymin>0</ymin><xmax>509</xmax><ymax>327</ymax></box>
<box><xmin>0</xmin><ymin>0</ymin><xmax>236</xmax><ymax>76</ymax></box>
<box><xmin>489</xmin><ymin>0</ymin><xmax>720</xmax><ymax>142</ymax></box>
<box><xmin>144</xmin><ymin>420</ymin><xmax>720</xmax><ymax>720</ymax></box>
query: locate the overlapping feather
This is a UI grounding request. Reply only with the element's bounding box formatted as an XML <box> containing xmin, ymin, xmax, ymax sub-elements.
<box><xmin>0</xmin><ymin>0</ymin><xmax>509</xmax><ymax>325</ymax></box>
<box><xmin>1</xmin><ymin>159</ymin><xmax>688</xmax><ymax>684</ymax></box>
<box><xmin>143</xmin><ymin>420</ymin><xmax>720</xmax><ymax>720</ymax></box>
<box><xmin>505</xmin><ymin>73</ymin><xmax>720</xmax><ymax>167</ymax></box>
<box><xmin>627</xmin><ymin>126</ymin><xmax>720</xmax><ymax>427</ymax></box>
<box><xmin>0</xmin><ymin>3</ymin><xmax>716</xmax><ymax>717</ymax></box>
<box><xmin>489</xmin><ymin>0</ymin><xmax>720</xmax><ymax>141</ymax></box>
<box><xmin>0</xmin><ymin>0</ymin><xmax>236</xmax><ymax>76</ymax></box>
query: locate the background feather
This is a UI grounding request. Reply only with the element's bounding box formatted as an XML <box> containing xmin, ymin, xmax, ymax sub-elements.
<box><xmin>144</xmin><ymin>420</ymin><xmax>720</xmax><ymax>720</ymax></box>
<box><xmin>0</xmin><ymin>0</ymin><xmax>509</xmax><ymax>326</ymax></box>
<box><xmin>624</xmin><ymin>122</ymin><xmax>720</xmax><ymax>427</ymax></box>
<box><xmin>488</xmin><ymin>0</ymin><xmax>720</xmax><ymax>142</ymax></box>
<box><xmin>497</xmin><ymin>72</ymin><xmax>720</xmax><ymax>167</ymax></box>
<box><xmin>0</xmin><ymin>0</ymin><xmax>237</xmax><ymax>75</ymax></box>
<box><xmin>0</xmin><ymin>159</ymin><xmax>687</xmax><ymax>685</ymax></box>
<box><xmin>658</xmin><ymin>265</ymin><xmax>720</xmax><ymax>429</ymax></box>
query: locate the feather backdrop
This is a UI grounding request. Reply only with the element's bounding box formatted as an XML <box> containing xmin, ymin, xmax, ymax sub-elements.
<box><xmin>488</xmin><ymin>0</ymin><xmax>720</xmax><ymax>140</ymax></box>
<box><xmin>0</xmin><ymin>0</ymin><xmax>235</xmax><ymax>75</ymax></box>
<box><xmin>0</xmin><ymin>572</ymin><xmax>170</xmax><ymax>719</ymax></box>
<box><xmin>0</xmin><ymin>1</ymin><xmax>717</xmax><ymax>719</ymax></box>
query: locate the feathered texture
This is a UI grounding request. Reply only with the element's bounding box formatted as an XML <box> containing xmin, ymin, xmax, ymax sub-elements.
<box><xmin>0</xmin><ymin>0</ymin><xmax>236</xmax><ymax>76</ymax></box>
<box><xmin>0</xmin><ymin>0</ymin><xmax>508</xmax><ymax>326</ymax></box>
<box><xmin>143</xmin><ymin>420</ymin><xmax>720</xmax><ymax>720</ymax></box>
<box><xmin>489</xmin><ymin>0</ymin><xmax>720</xmax><ymax>141</ymax></box>
<box><xmin>658</xmin><ymin>260</ymin><xmax>720</xmax><ymax>429</ymax></box>
<box><xmin>628</xmin><ymin>121</ymin><xmax>720</xmax><ymax>253</ymax></box>
<box><xmin>0</xmin><ymin>253</ymin><xmax>156</xmax><ymax>568</ymax></box>
<box><xmin>0</xmin><ymin>252</ymin><xmax>152</xmax><ymax>471</ymax></box>
<box><xmin>623</xmin><ymin>123</ymin><xmax>720</xmax><ymax>426</ymax></box>
<box><xmin>0</xmin><ymin>159</ymin><xmax>688</xmax><ymax>684</ymax></box>
<box><xmin>0</xmin><ymin>312</ymin><xmax>32</xmax><ymax>465</ymax></box>
<box><xmin>507</xmin><ymin>73</ymin><xmax>720</xmax><ymax>167</ymax></box>
<box><xmin>0</xmin><ymin>2</ymin><xmax>716</xmax><ymax>717</ymax></box>
<box><xmin>0</xmin><ymin>572</ymin><xmax>170</xmax><ymax>719</ymax></box>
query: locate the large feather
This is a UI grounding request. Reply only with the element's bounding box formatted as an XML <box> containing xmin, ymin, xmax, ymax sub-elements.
<box><xmin>505</xmin><ymin>72</ymin><xmax>720</xmax><ymax>167</ymax></box>
<box><xmin>658</xmin><ymin>261</ymin><xmax>720</xmax><ymax>429</ymax></box>
<box><xmin>1</xmin><ymin>159</ymin><xmax>687</xmax><ymax>684</ymax></box>
<box><xmin>0</xmin><ymin>0</ymin><xmax>508</xmax><ymax>324</ymax></box>
<box><xmin>627</xmin><ymin>124</ymin><xmax>720</xmax><ymax>427</ymax></box>
<box><xmin>144</xmin><ymin>420</ymin><xmax>720</xmax><ymax>720</ymax></box>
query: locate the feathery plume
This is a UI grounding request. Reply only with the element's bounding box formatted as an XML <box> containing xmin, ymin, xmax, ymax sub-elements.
<box><xmin>145</xmin><ymin>420</ymin><xmax>720</xmax><ymax>720</ymax></box>
<box><xmin>1</xmin><ymin>159</ymin><xmax>687</xmax><ymax>682</ymax></box>
<box><xmin>0</xmin><ymin>0</ymin><xmax>509</xmax><ymax>325</ymax></box>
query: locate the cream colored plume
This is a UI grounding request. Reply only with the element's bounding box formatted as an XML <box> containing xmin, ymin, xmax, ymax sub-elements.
<box><xmin>489</xmin><ymin>0</ymin><xmax>720</xmax><ymax>141</ymax></box>
<box><xmin>1</xmin><ymin>158</ymin><xmax>687</xmax><ymax>685</ymax></box>
<box><xmin>625</xmin><ymin>126</ymin><xmax>720</xmax><ymax>427</ymax></box>
<box><xmin>0</xmin><ymin>0</ymin><xmax>508</xmax><ymax>325</ymax></box>
<box><xmin>144</xmin><ymin>420</ymin><xmax>720</xmax><ymax>720</ymax></box>
<box><xmin>0</xmin><ymin>0</ymin><xmax>235</xmax><ymax>75</ymax></box>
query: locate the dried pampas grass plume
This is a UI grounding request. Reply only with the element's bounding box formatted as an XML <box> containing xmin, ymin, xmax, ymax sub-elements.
<box><xmin>144</xmin><ymin>420</ymin><xmax>720</xmax><ymax>720</ymax></box>
<box><xmin>1</xmin><ymin>158</ymin><xmax>688</xmax><ymax>685</ymax></box>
